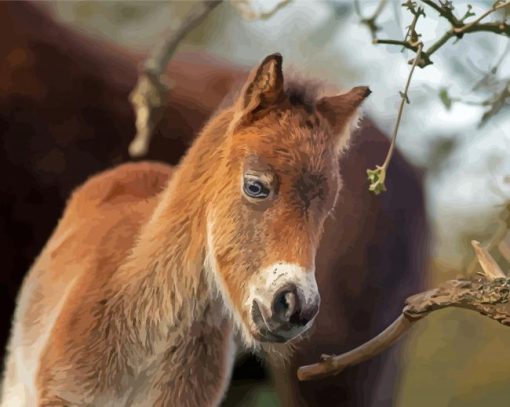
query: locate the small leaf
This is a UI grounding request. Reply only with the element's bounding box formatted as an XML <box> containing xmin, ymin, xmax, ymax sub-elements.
<box><xmin>367</xmin><ymin>166</ymin><xmax>387</xmax><ymax>195</ymax></box>
<box><xmin>460</xmin><ymin>4</ymin><xmax>475</xmax><ymax>22</ymax></box>
<box><xmin>439</xmin><ymin>87</ymin><xmax>452</xmax><ymax>110</ymax></box>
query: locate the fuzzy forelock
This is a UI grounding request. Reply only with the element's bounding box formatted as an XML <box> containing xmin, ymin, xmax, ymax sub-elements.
<box><xmin>214</xmin><ymin>69</ymin><xmax>325</xmax><ymax>116</ymax></box>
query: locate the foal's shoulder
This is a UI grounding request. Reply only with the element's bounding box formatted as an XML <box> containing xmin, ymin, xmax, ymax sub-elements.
<box><xmin>66</xmin><ymin>161</ymin><xmax>175</xmax><ymax>216</ymax></box>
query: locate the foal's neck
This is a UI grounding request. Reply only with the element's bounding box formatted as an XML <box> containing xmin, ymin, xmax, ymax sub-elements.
<box><xmin>113</xmin><ymin>110</ymin><xmax>233</xmax><ymax>342</ymax></box>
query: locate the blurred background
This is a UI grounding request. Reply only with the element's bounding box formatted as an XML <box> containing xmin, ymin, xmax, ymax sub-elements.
<box><xmin>5</xmin><ymin>0</ymin><xmax>510</xmax><ymax>406</ymax></box>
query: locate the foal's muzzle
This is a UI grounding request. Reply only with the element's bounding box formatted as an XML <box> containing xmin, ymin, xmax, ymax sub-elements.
<box><xmin>251</xmin><ymin>283</ymin><xmax>320</xmax><ymax>342</ymax></box>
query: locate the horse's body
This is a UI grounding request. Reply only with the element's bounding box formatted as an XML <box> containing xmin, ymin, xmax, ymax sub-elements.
<box><xmin>2</xmin><ymin>51</ymin><xmax>372</xmax><ymax>405</ymax></box>
<box><xmin>1</xmin><ymin>3</ymin><xmax>429</xmax><ymax>406</ymax></box>
<box><xmin>2</xmin><ymin>162</ymin><xmax>235</xmax><ymax>406</ymax></box>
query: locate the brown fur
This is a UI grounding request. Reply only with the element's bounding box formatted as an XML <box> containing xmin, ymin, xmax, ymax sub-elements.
<box><xmin>2</xmin><ymin>52</ymin><xmax>370</xmax><ymax>405</ymax></box>
<box><xmin>1</xmin><ymin>3</ymin><xmax>428</xmax><ymax>406</ymax></box>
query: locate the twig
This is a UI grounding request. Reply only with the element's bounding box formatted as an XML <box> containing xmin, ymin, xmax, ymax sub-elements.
<box><xmin>355</xmin><ymin>0</ymin><xmax>388</xmax><ymax>40</ymax></box>
<box><xmin>128</xmin><ymin>1</ymin><xmax>222</xmax><ymax>158</ymax></box>
<box><xmin>480</xmin><ymin>78</ymin><xmax>510</xmax><ymax>125</ymax></box>
<box><xmin>423</xmin><ymin>29</ymin><xmax>454</xmax><ymax>58</ymax></box>
<box><xmin>360</xmin><ymin>0</ymin><xmax>510</xmax><ymax>192</ymax></box>
<box><xmin>419</xmin><ymin>1</ymin><xmax>510</xmax><ymax>68</ymax></box>
<box><xmin>230</xmin><ymin>0</ymin><xmax>292</xmax><ymax>21</ymax></box>
<box><xmin>439</xmin><ymin>41</ymin><xmax>510</xmax><ymax>122</ymax></box>
<box><xmin>298</xmin><ymin>275</ymin><xmax>510</xmax><ymax>381</ymax></box>
<box><xmin>382</xmin><ymin>43</ymin><xmax>422</xmax><ymax>170</ymax></box>
<box><xmin>470</xmin><ymin>40</ymin><xmax>510</xmax><ymax>91</ymax></box>
<box><xmin>297</xmin><ymin>314</ymin><xmax>417</xmax><ymax>381</ymax></box>
<box><xmin>367</xmin><ymin>43</ymin><xmax>423</xmax><ymax>194</ymax></box>
<box><xmin>454</xmin><ymin>1</ymin><xmax>510</xmax><ymax>34</ymax></box>
<box><xmin>371</xmin><ymin>1</ymin><xmax>510</xmax><ymax>70</ymax></box>
<box><xmin>461</xmin><ymin>21</ymin><xmax>510</xmax><ymax>36</ymax></box>
<box><xmin>417</xmin><ymin>1</ymin><xmax>510</xmax><ymax>66</ymax></box>
<box><xmin>420</xmin><ymin>0</ymin><xmax>461</xmax><ymax>27</ymax></box>
<box><xmin>374</xmin><ymin>38</ymin><xmax>418</xmax><ymax>51</ymax></box>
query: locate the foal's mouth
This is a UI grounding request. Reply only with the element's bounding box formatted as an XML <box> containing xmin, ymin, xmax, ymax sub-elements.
<box><xmin>250</xmin><ymin>299</ymin><xmax>314</xmax><ymax>343</ymax></box>
<box><xmin>251</xmin><ymin>300</ymin><xmax>288</xmax><ymax>343</ymax></box>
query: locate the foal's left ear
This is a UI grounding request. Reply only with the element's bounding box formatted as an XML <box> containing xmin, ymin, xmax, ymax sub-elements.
<box><xmin>316</xmin><ymin>86</ymin><xmax>371</xmax><ymax>153</ymax></box>
<box><xmin>237</xmin><ymin>53</ymin><xmax>285</xmax><ymax>122</ymax></box>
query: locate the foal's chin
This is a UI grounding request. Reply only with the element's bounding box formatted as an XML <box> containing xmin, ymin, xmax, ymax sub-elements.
<box><xmin>250</xmin><ymin>326</ymin><xmax>313</xmax><ymax>344</ymax></box>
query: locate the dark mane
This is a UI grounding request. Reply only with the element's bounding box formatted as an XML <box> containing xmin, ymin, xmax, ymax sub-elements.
<box><xmin>284</xmin><ymin>77</ymin><xmax>322</xmax><ymax>113</ymax></box>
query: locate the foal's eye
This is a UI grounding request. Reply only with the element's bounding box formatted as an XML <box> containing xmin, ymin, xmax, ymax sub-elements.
<box><xmin>243</xmin><ymin>178</ymin><xmax>270</xmax><ymax>199</ymax></box>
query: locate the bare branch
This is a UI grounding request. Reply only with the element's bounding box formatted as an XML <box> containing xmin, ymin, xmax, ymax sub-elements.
<box><xmin>420</xmin><ymin>0</ymin><xmax>461</xmax><ymax>27</ymax></box>
<box><xmin>298</xmin><ymin>274</ymin><xmax>510</xmax><ymax>381</ymax></box>
<box><xmin>361</xmin><ymin>0</ymin><xmax>510</xmax><ymax>193</ymax></box>
<box><xmin>297</xmin><ymin>218</ymin><xmax>510</xmax><ymax>382</ymax></box>
<box><xmin>423</xmin><ymin>29</ymin><xmax>455</xmax><ymax>59</ymax></box>
<box><xmin>374</xmin><ymin>37</ymin><xmax>418</xmax><ymax>51</ymax></box>
<box><xmin>419</xmin><ymin>1</ymin><xmax>510</xmax><ymax>67</ymax></box>
<box><xmin>297</xmin><ymin>314</ymin><xmax>417</xmax><ymax>381</ymax></box>
<box><xmin>382</xmin><ymin>43</ymin><xmax>423</xmax><ymax>170</ymax></box>
<box><xmin>454</xmin><ymin>1</ymin><xmax>510</xmax><ymax>34</ymax></box>
<box><xmin>230</xmin><ymin>0</ymin><xmax>292</xmax><ymax>21</ymax></box>
<box><xmin>369</xmin><ymin>1</ymin><xmax>510</xmax><ymax>70</ymax></box>
<box><xmin>129</xmin><ymin>1</ymin><xmax>222</xmax><ymax>158</ymax></box>
<box><xmin>480</xmin><ymin>78</ymin><xmax>510</xmax><ymax>126</ymax></box>
<box><xmin>355</xmin><ymin>0</ymin><xmax>387</xmax><ymax>40</ymax></box>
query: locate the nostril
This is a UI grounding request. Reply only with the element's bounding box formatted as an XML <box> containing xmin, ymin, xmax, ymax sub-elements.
<box><xmin>298</xmin><ymin>301</ymin><xmax>319</xmax><ymax>326</ymax></box>
<box><xmin>272</xmin><ymin>285</ymin><xmax>300</xmax><ymax>323</ymax></box>
<box><xmin>283</xmin><ymin>291</ymin><xmax>296</xmax><ymax>320</ymax></box>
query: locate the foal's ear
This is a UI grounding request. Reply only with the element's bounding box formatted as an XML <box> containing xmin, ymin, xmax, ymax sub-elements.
<box><xmin>237</xmin><ymin>53</ymin><xmax>285</xmax><ymax>120</ymax></box>
<box><xmin>316</xmin><ymin>86</ymin><xmax>371</xmax><ymax>153</ymax></box>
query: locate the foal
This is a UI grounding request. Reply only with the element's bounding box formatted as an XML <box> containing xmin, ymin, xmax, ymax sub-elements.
<box><xmin>1</xmin><ymin>53</ymin><xmax>369</xmax><ymax>406</ymax></box>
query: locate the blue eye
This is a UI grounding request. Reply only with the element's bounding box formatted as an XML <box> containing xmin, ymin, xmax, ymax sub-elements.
<box><xmin>243</xmin><ymin>178</ymin><xmax>270</xmax><ymax>199</ymax></box>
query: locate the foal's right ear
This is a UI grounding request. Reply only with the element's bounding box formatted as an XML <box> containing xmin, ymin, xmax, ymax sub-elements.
<box><xmin>316</xmin><ymin>86</ymin><xmax>371</xmax><ymax>154</ymax></box>
<box><xmin>236</xmin><ymin>53</ymin><xmax>285</xmax><ymax>122</ymax></box>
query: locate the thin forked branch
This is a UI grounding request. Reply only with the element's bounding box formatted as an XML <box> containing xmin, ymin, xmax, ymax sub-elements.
<box><xmin>420</xmin><ymin>0</ymin><xmax>461</xmax><ymax>26</ymax></box>
<box><xmin>354</xmin><ymin>0</ymin><xmax>388</xmax><ymax>40</ymax></box>
<box><xmin>297</xmin><ymin>314</ymin><xmax>416</xmax><ymax>381</ymax></box>
<box><xmin>381</xmin><ymin>43</ymin><xmax>423</xmax><ymax>171</ymax></box>
<box><xmin>363</xmin><ymin>0</ymin><xmax>510</xmax><ymax>193</ymax></box>
<box><xmin>455</xmin><ymin>1</ymin><xmax>510</xmax><ymax>34</ymax></box>
<box><xmin>367</xmin><ymin>9</ymin><xmax>424</xmax><ymax>195</ymax></box>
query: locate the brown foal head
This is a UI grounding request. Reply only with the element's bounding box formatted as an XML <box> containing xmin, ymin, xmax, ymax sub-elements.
<box><xmin>205</xmin><ymin>53</ymin><xmax>370</xmax><ymax>346</ymax></box>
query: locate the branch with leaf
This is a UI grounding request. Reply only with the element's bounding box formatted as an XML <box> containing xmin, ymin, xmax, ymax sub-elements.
<box><xmin>301</xmin><ymin>0</ymin><xmax>510</xmax><ymax>386</ymax></box>
<box><xmin>363</xmin><ymin>0</ymin><xmax>510</xmax><ymax>194</ymax></box>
